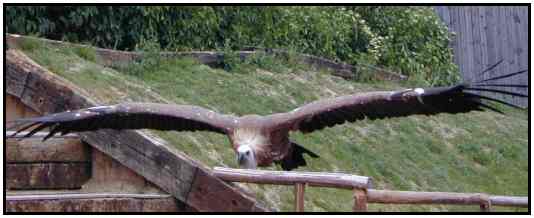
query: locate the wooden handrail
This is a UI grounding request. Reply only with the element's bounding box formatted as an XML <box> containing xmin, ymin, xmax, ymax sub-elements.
<box><xmin>213</xmin><ymin>167</ymin><xmax>528</xmax><ymax>212</ymax></box>
<box><xmin>213</xmin><ymin>167</ymin><xmax>372</xmax><ymax>190</ymax></box>
<box><xmin>366</xmin><ymin>189</ymin><xmax>528</xmax><ymax>208</ymax></box>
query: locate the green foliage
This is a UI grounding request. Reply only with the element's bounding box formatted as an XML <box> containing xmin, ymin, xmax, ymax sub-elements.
<box><xmin>351</xmin><ymin>6</ymin><xmax>460</xmax><ymax>86</ymax></box>
<box><xmin>17</xmin><ymin>35</ymin><xmax>42</xmax><ymax>51</ymax></box>
<box><xmin>125</xmin><ymin>37</ymin><xmax>163</xmax><ymax>76</ymax></box>
<box><xmin>6</xmin><ymin>6</ymin><xmax>459</xmax><ymax>85</ymax></box>
<box><xmin>72</xmin><ymin>45</ymin><xmax>97</xmax><ymax>62</ymax></box>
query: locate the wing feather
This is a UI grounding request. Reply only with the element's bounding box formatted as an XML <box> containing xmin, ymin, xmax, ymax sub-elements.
<box><xmin>268</xmin><ymin>78</ymin><xmax>527</xmax><ymax>134</ymax></box>
<box><xmin>8</xmin><ymin>102</ymin><xmax>237</xmax><ymax>140</ymax></box>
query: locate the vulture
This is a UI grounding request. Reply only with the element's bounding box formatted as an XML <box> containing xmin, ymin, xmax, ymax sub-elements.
<box><xmin>8</xmin><ymin>68</ymin><xmax>528</xmax><ymax>171</ymax></box>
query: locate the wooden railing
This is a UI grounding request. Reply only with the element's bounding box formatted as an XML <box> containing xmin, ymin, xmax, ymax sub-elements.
<box><xmin>213</xmin><ymin>167</ymin><xmax>528</xmax><ymax>212</ymax></box>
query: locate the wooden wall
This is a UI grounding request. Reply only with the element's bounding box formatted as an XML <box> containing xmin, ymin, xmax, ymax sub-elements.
<box><xmin>434</xmin><ymin>6</ymin><xmax>529</xmax><ymax>107</ymax></box>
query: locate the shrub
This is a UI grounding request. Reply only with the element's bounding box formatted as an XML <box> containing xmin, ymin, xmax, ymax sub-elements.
<box><xmin>6</xmin><ymin>6</ymin><xmax>459</xmax><ymax>85</ymax></box>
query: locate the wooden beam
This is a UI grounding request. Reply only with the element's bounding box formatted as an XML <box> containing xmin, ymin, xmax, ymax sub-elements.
<box><xmin>352</xmin><ymin>189</ymin><xmax>367</xmax><ymax>212</ymax></box>
<box><xmin>7</xmin><ymin>163</ymin><xmax>91</xmax><ymax>190</ymax></box>
<box><xmin>213</xmin><ymin>167</ymin><xmax>372</xmax><ymax>190</ymax></box>
<box><xmin>367</xmin><ymin>189</ymin><xmax>528</xmax><ymax>208</ymax></box>
<box><xmin>7</xmin><ymin>193</ymin><xmax>174</xmax><ymax>201</ymax></box>
<box><xmin>6</xmin><ymin>193</ymin><xmax>186</xmax><ymax>212</ymax></box>
<box><xmin>294</xmin><ymin>183</ymin><xmax>306</xmax><ymax>212</ymax></box>
<box><xmin>6</xmin><ymin>132</ymin><xmax>89</xmax><ymax>162</ymax></box>
<box><xmin>6</xmin><ymin>49</ymin><xmax>267</xmax><ymax>212</ymax></box>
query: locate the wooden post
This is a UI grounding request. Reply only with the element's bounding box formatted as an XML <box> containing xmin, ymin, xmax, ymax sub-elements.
<box><xmin>480</xmin><ymin>194</ymin><xmax>491</xmax><ymax>212</ymax></box>
<box><xmin>353</xmin><ymin>188</ymin><xmax>368</xmax><ymax>212</ymax></box>
<box><xmin>294</xmin><ymin>183</ymin><xmax>306</xmax><ymax>212</ymax></box>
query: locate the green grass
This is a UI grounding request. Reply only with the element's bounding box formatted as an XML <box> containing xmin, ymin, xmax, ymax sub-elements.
<box><xmin>16</xmin><ymin>39</ymin><xmax>529</xmax><ymax>212</ymax></box>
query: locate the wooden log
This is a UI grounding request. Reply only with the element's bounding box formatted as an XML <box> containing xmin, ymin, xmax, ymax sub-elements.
<box><xmin>352</xmin><ymin>189</ymin><xmax>367</xmax><ymax>212</ymax></box>
<box><xmin>6</xmin><ymin>193</ymin><xmax>186</xmax><ymax>212</ymax></box>
<box><xmin>213</xmin><ymin>167</ymin><xmax>373</xmax><ymax>190</ymax></box>
<box><xmin>294</xmin><ymin>183</ymin><xmax>306</xmax><ymax>212</ymax></box>
<box><xmin>6</xmin><ymin>50</ymin><xmax>267</xmax><ymax>212</ymax></box>
<box><xmin>367</xmin><ymin>189</ymin><xmax>528</xmax><ymax>208</ymax></box>
<box><xmin>489</xmin><ymin>195</ymin><xmax>529</xmax><ymax>208</ymax></box>
<box><xmin>6</xmin><ymin>133</ymin><xmax>89</xmax><ymax>163</ymax></box>
<box><xmin>7</xmin><ymin>163</ymin><xmax>91</xmax><ymax>190</ymax></box>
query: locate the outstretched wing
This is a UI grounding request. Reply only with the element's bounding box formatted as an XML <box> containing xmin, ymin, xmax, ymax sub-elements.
<box><xmin>268</xmin><ymin>70</ymin><xmax>528</xmax><ymax>134</ymax></box>
<box><xmin>8</xmin><ymin>102</ymin><xmax>238</xmax><ymax>140</ymax></box>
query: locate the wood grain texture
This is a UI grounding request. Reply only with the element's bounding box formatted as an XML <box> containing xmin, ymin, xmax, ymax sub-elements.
<box><xmin>7</xmin><ymin>163</ymin><xmax>91</xmax><ymax>190</ymax></box>
<box><xmin>6</xmin><ymin>193</ymin><xmax>186</xmax><ymax>212</ymax></box>
<box><xmin>352</xmin><ymin>189</ymin><xmax>367</xmax><ymax>212</ymax></box>
<box><xmin>367</xmin><ymin>189</ymin><xmax>528</xmax><ymax>208</ymax></box>
<box><xmin>213</xmin><ymin>167</ymin><xmax>372</xmax><ymax>190</ymax></box>
<box><xmin>186</xmin><ymin>169</ymin><xmax>267</xmax><ymax>212</ymax></box>
<box><xmin>83</xmin><ymin>148</ymin><xmax>165</xmax><ymax>194</ymax></box>
<box><xmin>294</xmin><ymin>183</ymin><xmax>306</xmax><ymax>212</ymax></box>
<box><xmin>6</xmin><ymin>137</ymin><xmax>89</xmax><ymax>162</ymax></box>
<box><xmin>6</xmin><ymin>94</ymin><xmax>40</xmax><ymax>122</ymax></box>
<box><xmin>434</xmin><ymin>6</ymin><xmax>528</xmax><ymax>107</ymax></box>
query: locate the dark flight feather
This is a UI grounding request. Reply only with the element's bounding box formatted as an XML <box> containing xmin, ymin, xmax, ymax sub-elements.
<box><xmin>476</xmin><ymin>69</ymin><xmax>528</xmax><ymax>83</ymax></box>
<box><xmin>8</xmin><ymin>103</ymin><xmax>238</xmax><ymax>140</ymax></box>
<box><xmin>478</xmin><ymin>59</ymin><xmax>503</xmax><ymax>76</ymax></box>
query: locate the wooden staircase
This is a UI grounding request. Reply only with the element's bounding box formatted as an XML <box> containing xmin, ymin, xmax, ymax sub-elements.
<box><xmin>5</xmin><ymin>95</ymin><xmax>186</xmax><ymax>212</ymax></box>
<box><xmin>5</xmin><ymin>130</ymin><xmax>186</xmax><ymax>212</ymax></box>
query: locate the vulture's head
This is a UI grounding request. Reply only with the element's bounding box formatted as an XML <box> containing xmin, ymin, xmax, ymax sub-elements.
<box><xmin>236</xmin><ymin>145</ymin><xmax>257</xmax><ymax>169</ymax></box>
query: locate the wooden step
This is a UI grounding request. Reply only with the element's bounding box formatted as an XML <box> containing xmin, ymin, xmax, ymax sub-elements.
<box><xmin>6</xmin><ymin>131</ymin><xmax>91</xmax><ymax>190</ymax></box>
<box><xmin>6</xmin><ymin>191</ymin><xmax>188</xmax><ymax>212</ymax></box>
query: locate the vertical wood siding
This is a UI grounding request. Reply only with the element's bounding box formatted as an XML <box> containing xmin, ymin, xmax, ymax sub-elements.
<box><xmin>434</xmin><ymin>6</ymin><xmax>528</xmax><ymax>107</ymax></box>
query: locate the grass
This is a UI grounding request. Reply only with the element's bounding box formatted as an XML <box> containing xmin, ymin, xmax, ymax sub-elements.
<box><xmin>15</xmin><ymin>37</ymin><xmax>529</xmax><ymax>212</ymax></box>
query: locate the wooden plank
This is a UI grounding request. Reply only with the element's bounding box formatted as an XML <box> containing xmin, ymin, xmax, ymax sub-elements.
<box><xmin>213</xmin><ymin>167</ymin><xmax>373</xmax><ymax>190</ymax></box>
<box><xmin>7</xmin><ymin>163</ymin><xmax>91</xmax><ymax>190</ymax></box>
<box><xmin>7</xmin><ymin>193</ymin><xmax>173</xmax><ymax>200</ymax></box>
<box><xmin>6</xmin><ymin>137</ymin><xmax>89</xmax><ymax>163</ymax></box>
<box><xmin>294</xmin><ymin>183</ymin><xmax>306</xmax><ymax>212</ymax></box>
<box><xmin>434</xmin><ymin>6</ymin><xmax>528</xmax><ymax>107</ymax></box>
<box><xmin>6</xmin><ymin>92</ymin><xmax>40</xmax><ymax>122</ymax></box>
<box><xmin>186</xmin><ymin>168</ymin><xmax>266</xmax><ymax>212</ymax></box>
<box><xmin>5</xmin><ymin>54</ymin><xmax>31</xmax><ymax>98</ymax></box>
<box><xmin>352</xmin><ymin>188</ymin><xmax>368</xmax><ymax>212</ymax></box>
<box><xmin>81</xmin><ymin>130</ymin><xmax>196</xmax><ymax>203</ymax></box>
<box><xmin>5</xmin><ymin>50</ymin><xmax>266</xmax><ymax>212</ymax></box>
<box><xmin>6</xmin><ymin>193</ymin><xmax>185</xmax><ymax>212</ymax></box>
<box><xmin>83</xmin><ymin>148</ymin><xmax>165</xmax><ymax>194</ymax></box>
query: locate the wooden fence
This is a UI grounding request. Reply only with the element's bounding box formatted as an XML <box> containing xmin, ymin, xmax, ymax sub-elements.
<box><xmin>213</xmin><ymin>167</ymin><xmax>528</xmax><ymax>212</ymax></box>
<box><xmin>434</xmin><ymin>6</ymin><xmax>529</xmax><ymax>107</ymax></box>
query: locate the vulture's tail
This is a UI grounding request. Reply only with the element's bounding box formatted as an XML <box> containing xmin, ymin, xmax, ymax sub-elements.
<box><xmin>277</xmin><ymin>141</ymin><xmax>320</xmax><ymax>171</ymax></box>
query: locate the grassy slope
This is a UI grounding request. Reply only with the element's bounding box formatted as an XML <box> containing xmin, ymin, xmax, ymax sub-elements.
<box><xmin>15</xmin><ymin>38</ymin><xmax>528</xmax><ymax>212</ymax></box>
